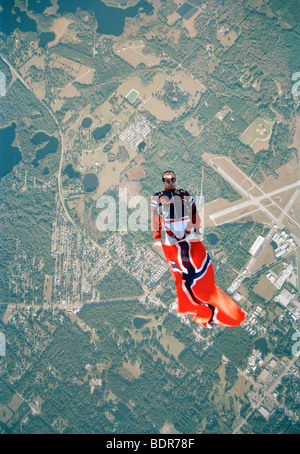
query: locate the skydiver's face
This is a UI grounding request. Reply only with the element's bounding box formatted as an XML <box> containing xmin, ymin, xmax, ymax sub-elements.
<box><xmin>162</xmin><ymin>173</ymin><xmax>176</xmax><ymax>190</ymax></box>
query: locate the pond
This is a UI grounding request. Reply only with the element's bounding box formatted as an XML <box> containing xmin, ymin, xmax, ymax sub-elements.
<box><xmin>133</xmin><ymin>317</ymin><xmax>151</xmax><ymax>329</ymax></box>
<box><xmin>138</xmin><ymin>141</ymin><xmax>146</xmax><ymax>152</ymax></box>
<box><xmin>206</xmin><ymin>233</ymin><xmax>219</xmax><ymax>245</ymax></box>
<box><xmin>81</xmin><ymin>117</ymin><xmax>93</xmax><ymax>128</ymax></box>
<box><xmin>39</xmin><ymin>32</ymin><xmax>56</xmax><ymax>48</ymax></box>
<box><xmin>92</xmin><ymin>124</ymin><xmax>111</xmax><ymax>141</ymax></box>
<box><xmin>64</xmin><ymin>164</ymin><xmax>81</xmax><ymax>179</ymax></box>
<box><xmin>83</xmin><ymin>173</ymin><xmax>98</xmax><ymax>192</ymax></box>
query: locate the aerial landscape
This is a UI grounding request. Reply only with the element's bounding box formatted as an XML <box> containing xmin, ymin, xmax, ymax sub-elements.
<box><xmin>0</xmin><ymin>0</ymin><xmax>299</xmax><ymax>435</ymax></box>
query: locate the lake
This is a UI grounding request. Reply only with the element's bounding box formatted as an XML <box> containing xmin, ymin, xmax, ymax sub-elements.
<box><xmin>31</xmin><ymin>132</ymin><xmax>59</xmax><ymax>167</ymax></box>
<box><xmin>0</xmin><ymin>123</ymin><xmax>22</xmax><ymax>180</ymax></box>
<box><xmin>0</xmin><ymin>1</ymin><xmax>37</xmax><ymax>36</ymax></box>
<box><xmin>1</xmin><ymin>0</ymin><xmax>153</xmax><ymax>38</ymax></box>
<box><xmin>56</xmin><ymin>0</ymin><xmax>153</xmax><ymax>36</ymax></box>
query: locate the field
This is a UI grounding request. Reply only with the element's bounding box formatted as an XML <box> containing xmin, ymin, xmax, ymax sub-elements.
<box><xmin>81</xmin><ymin>139</ymin><xmax>137</xmax><ymax>196</ymax></box>
<box><xmin>167</xmin><ymin>1</ymin><xmax>204</xmax><ymax>38</ymax></box>
<box><xmin>43</xmin><ymin>274</ymin><xmax>52</xmax><ymax>303</ymax></box>
<box><xmin>239</xmin><ymin>117</ymin><xmax>274</xmax><ymax>152</ymax></box>
<box><xmin>253</xmin><ymin>276</ymin><xmax>277</xmax><ymax>300</ymax></box>
<box><xmin>259</xmin><ymin>156</ymin><xmax>299</xmax><ymax>192</ymax></box>
<box><xmin>217</xmin><ymin>27</ymin><xmax>238</xmax><ymax>48</ymax></box>
<box><xmin>143</xmin><ymin>69</ymin><xmax>206</xmax><ymax>120</ymax></box>
<box><xmin>251</xmin><ymin>244</ymin><xmax>275</xmax><ymax>273</ymax></box>
<box><xmin>184</xmin><ymin>116</ymin><xmax>203</xmax><ymax>136</ymax></box>
<box><xmin>117</xmin><ymin>71</ymin><xmax>168</xmax><ymax>103</ymax></box>
<box><xmin>114</xmin><ymin>41</ymin><xmax>161</xmax><ymax>68</ymax></box>
<box><xmin>48</xmin><ymin>18</ymin><xmax>73</xmax><ymax>47</ymax></box>
<box><xmin>159</xmin><ymin>327</ymin><xmax>186</xmax><ymax>359</ymax></box>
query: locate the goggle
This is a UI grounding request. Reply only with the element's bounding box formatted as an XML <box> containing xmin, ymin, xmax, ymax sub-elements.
<box><xmin>162</xmin><ymin>177</ymin><xmax>176</xmax><ymax>183</ymax></box>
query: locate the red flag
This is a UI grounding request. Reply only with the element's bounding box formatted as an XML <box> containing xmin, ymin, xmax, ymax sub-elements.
<box><xmin>162</xmin><ymin>239</ymin><xmax>246</xmax><ymax>328</ymax></box>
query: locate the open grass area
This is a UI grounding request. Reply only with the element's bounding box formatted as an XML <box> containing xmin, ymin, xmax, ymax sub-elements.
<box><xmin>239</xmin><ymin>117</ymin><xmax>273</xmax><ymax>147</ymax></box>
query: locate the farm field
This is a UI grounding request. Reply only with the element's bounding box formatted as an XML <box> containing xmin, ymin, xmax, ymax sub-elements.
<box><xmin>113</xmin><ymin>40</ymin><xmax>161</xmax><ymax>68</ymax></box>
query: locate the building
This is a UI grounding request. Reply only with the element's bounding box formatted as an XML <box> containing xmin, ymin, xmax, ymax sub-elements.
<box><xmin>249</xmin><ymin>235</ymin><xmax>264</xmax><ymax>255</ymax></box>
<box><xmin>275</xmin><ymin>288</ymin><xmax>294</xmax><ymax>307</ymax></box>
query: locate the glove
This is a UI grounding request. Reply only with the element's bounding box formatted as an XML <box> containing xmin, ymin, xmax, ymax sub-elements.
<box><xmin>154</xmin><ymin>239</ymin><xmax>162</xmax><ymax>246</ymax></box>
<box><xmin>195</xmin><ymin>228</ymin><xmax>204</xmax><ymax>240</ymax></box>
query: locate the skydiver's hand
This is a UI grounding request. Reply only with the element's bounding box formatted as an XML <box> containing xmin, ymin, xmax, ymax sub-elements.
<box><xmin>195</xmin><ymin>228</ymin><xmax>204</xmax><ymax>241</ymax></box>
<box><xmin>154</xmin><ymin>239</ymin><xmax>162</xmax><ymax>247</ymax></box>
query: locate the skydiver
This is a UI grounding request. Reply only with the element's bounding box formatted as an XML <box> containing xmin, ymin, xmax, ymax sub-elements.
<box><xmin>151</xmin><ymin>170</ymin><xmax>246</xmax><ymax>328</ymax></box>
<box><xmin>151</xmin><ymin>170</ymin><xmax>202</xmax><ymax>247</ymax></box>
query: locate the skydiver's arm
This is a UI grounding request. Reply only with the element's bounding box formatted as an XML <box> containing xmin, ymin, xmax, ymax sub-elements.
<box><xmin>151</xmin><ymin>195</ymin><xmax>162</xmax><ymax>240</ymax></box>
<box><xmin>185</xmin><ymin>192</ymin><xmax>201</xmax><ymax>233</ymax></box>
<box><xmin>191</xmin><ymin>195</ymin><xmax>201</xmax><ymax>231</ymax></box>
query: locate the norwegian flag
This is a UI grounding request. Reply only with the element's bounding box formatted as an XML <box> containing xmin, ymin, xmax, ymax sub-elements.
<box><xmin>162</xmin><ymin>239</ymin><xmax>246</xmax><ymax>328</ymax></box>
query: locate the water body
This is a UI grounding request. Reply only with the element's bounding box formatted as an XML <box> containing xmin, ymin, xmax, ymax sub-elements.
<box><xmin>92</xmin><ymin>123</ymin><xmax>111</xmax><ymax>141</ymax></box>
<box><xmin>0</xmin><ymin>0</ymin><xmax>152</xmax><ymax>37</ymax></box>
<box><xmin>31</xmin><ymin>132</ymin><xmax>52</xmax><ymax>145</ymax></box>
<box><xmin>56</xmin><ymin>0</ymin><xmax>153</xmax><ymax>36</ymax></box>
<box><xmin>83</xmin><ymin>173</ymin><xmax>98</xmax><ymax>192</ymax></box>
<box><xmin>81</xmin><ymin>117</ymin><xmax>93</xmax><ymax>128</ymax></box>
<box><xmin>0</xmin><ymin>123</ymin><xmax>22</xmax><ymax>180</ymax></box>
<box><xmin>206</xmin><ymin>233</ymin><xmax>219</xmax><ymax>245</ymax></box>
<box><xmin>138</xmin><ymin>141</ymin><xmax>146</xmax><ymax>152</ymax></box>
<box><xmin>0</xmin><ymin>1</ymin><xmax>37</xmax><ymax>36</ymax></box>
<box><xmin>28</xmin><ymin>0</ymin><xmax>52</xmax><ymax>14</ymax></box>
<box><xmin>39</xmin><ymin>32</ymin><xmax>56</xmax><ymax>48</ymax></box>
<box><xmin>31</xmin><ymin>132</ymin><xmax>59</xmax><ymax>167</ymax></box>
<box><xmin>64</xmin><ymin>164</ymin><xmax>81</xmax><ymax>179</ymax></box>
